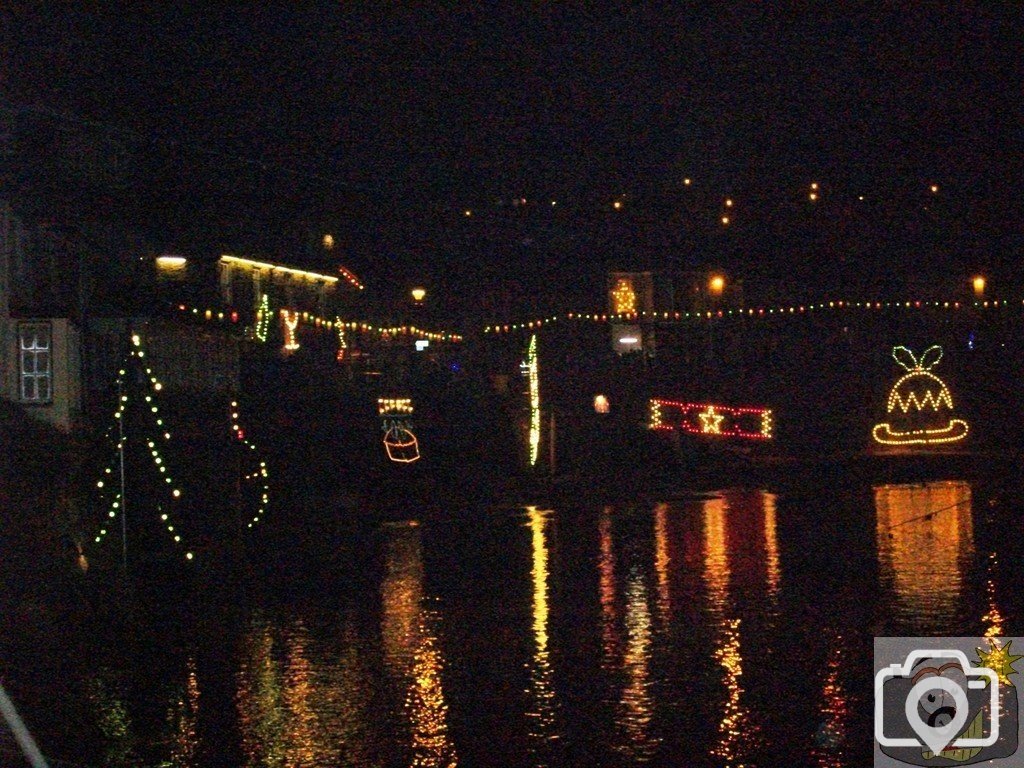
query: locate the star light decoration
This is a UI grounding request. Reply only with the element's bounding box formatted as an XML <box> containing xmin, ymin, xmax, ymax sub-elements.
<box><xmin>976</xmin><ymin>639</ymin><xmax>1022</xmax><ymax>687</ymax></box>
<box><xmin>610</xmin><ymin>278</ymin><xmax>637</xmax><ymax>315</ymax></box>
<box><xmin>698</xmin><ymin>405</ymin><xmax>725</xmax><ymax>434</ymax></box>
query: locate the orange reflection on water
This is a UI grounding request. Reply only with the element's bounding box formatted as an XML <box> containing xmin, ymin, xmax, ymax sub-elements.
<box><xmin>525</xmin><ymin>507</ymin><xmax>559</xmax><ymax>754</ymax></box>
<box><xmin>599</xmin><ymin>507</ymin><xmax>619</xmax><ymax>664</ymax></box>
<box><xmin>381</xmin><ymin>525</ymin><xmax>458</xmax><ymax>768</ymax></box>
<box><xmin>615</xmin><ymin>572</ymin><xmax>660</xmax><ymax>762</ymax></box>
<box><xmin>235</xmin><ymin>619</ymin><xmax>343</xmax><ymax>768</ymax></box>
<box><xmin>811</xmin><ymin>636</ymin><xmax>850</xmax><ymax>768</ymax></box>
<box><xmin>763</xmin><ymin>492</ymin><xmax>780</xmax><ymax>601</ymax></box>
<box><xmin>702</xmin><ymin>495</ymin><xmax>759</xmax><ymax>765</ymax></box>
<box><xmin>280</xmin><ymin>624</ymin><xmax>326</xmax><ymax>767</ymax></box>
<box><xmin>653</xmin><ymin>503</ymin><xmax>672</xmax><ymax>621</ymax></box>
<box><xmin>168</xmin><ymin>657</ymin><xmax>200</xmax><ymax>767</ymax></box>
<box><xmin>875</xmin><ymin>481</ymin><xmax>974</xmax><ymax>628</ymax></box>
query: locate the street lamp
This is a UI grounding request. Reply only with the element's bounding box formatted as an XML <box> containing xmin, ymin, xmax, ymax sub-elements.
<box><xmin>709</xmin><ymin>275</ymin><xmax>725</xmax><ymax>297</ymax></box>
<box><xmin>411</xmin><ymin>287</ymin><xmax>426</xmax><ymax>304</ymax></box>
<box><xmin>972</xmin><ymin>276</ymin><xmax>985</xmax><ymax>298</ymax></box>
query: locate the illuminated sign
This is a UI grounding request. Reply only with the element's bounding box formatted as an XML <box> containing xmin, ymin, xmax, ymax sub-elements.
<box><xmin>649</xmin><ymin>399</ymin><xmax>773</xmax><ymax>440</ymax></box>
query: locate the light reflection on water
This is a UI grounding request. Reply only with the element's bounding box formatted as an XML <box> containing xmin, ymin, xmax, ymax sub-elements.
<box><xmin>381</xmin><ymin>523</ymin><xmax>459</xmax><ymax>768</ymax></box>
<box><xmin>702</xmin><ymin>495</ymin><xmax>760</xmax><ymax>766</ymax></box>
<box><xmin>875</xmin><ymin>481</ymin><xmax>974</xmax><ymax>632</ymax></box>
<box><xmin>525</xmin><ymin>507</ymin><xmax>559</xmax><ymax>762</ymax></box>
<box><xmin>18</xmin><ymin>481</ymin><xmax>1020</xmax><ymax>767</ymax></box>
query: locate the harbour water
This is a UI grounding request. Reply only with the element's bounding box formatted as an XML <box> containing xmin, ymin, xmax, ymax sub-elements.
<box><xmin>2</xmin><ymin>479</ymin><xmax>1020</xmax><ymax>767</ymax></box>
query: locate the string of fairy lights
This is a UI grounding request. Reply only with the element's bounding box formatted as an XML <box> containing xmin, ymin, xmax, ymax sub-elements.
<box><xmin>454</xmin><ymin>179</ymin><xmax>946</xmax><ymax>221</ymax></box>
<box><xmin>484</xmin><ymin>298</ymin><xmax>1024</xmax><ymax>334</ymax></box>
<box><xmin>229</xmin><ymin>402</ymin><xmax>271</xmax><ymax>529</ymax></box>
<box><xmin>174</xmin><ymin>303</ymin><xmax>463</xmax><ymax>343</ymax></box>
<box><xmin>90</xmin><ymin>333</ymin><xmax>193</xmax><ymax>562</ymax></box>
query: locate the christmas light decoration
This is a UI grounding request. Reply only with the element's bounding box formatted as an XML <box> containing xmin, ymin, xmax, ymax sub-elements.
<box><xmin>335</xmin><ymin>318</ymin><xmax>348</xmax><ymax>360</ymax></box>
<box><xmin>379</xmin><ymin>398</ymin><xmax>420</xmax><ymax>463</ymax></box>
<box><xmin>230</xmin><ymin>402</ymin><xmax>271</xmax><ymax>529</ymax></box>
<box><xmin>482</xmin><ymin>296</ymin><xmax>1023</xmax><ymax>334</ymax></box>
<box><xmin>338</xmin><ymin>264</ymin><xmax>364</xmax><ymax>290</ymax></box>
<box><xmin>649</xmin><ymin>399</ymin><xmax>774</xmax><ymax>440</ymax></box>
<box><xmin>281</xmin><ymin>310</ymin><xmax>300</xmax><ymax>352</ymax></box>
<box><xmin>255</xmin><ymin>294</ymin><xmax>270</xmax><ymax>342</ymax></box>
<box><xmin>872</xmin><ymin>345</ymin><xmax>969</xmax><ymax>445</ymax></box>
<box><xmin>611</xmin><ymin>278</ymin><xmax>636</xmax><ymax>315</ymax></box>
<box><xmin>220</xmin><ymin>255</ymin><xmax>339</xmax><ymax>284</ymax></box>
<box><xmin>523</xmin><ymin>335</ymin><xmax>541</xmax><ymax>465</ymax></box>
<box><xmin>89</xmin><ymin>332</ymin><xmax>193</xmax><ymax>561</ymax></box>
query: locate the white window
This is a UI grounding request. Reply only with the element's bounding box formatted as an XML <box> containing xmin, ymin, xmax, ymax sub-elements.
<box><xmin>19</xmin><ymin>323</ymin><xmax>51</xmax><ymax>403</ymax></box>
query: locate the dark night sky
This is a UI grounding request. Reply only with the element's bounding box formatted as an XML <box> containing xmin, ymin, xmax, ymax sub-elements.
<box><xmin>3</xmin><ymin>5</ymin><xmax>1023</xmax><ymax>315</ymax></box>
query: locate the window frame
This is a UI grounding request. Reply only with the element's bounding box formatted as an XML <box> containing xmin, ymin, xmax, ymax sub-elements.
<box><xmin>18</xmin><ymin>321</ymin><xmax>53</xmax><ymax>404</ymax></box>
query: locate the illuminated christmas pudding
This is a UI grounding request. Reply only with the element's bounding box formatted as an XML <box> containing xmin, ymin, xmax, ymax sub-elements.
<box><xmin>872</xmin><ymin>345</ymin><xmax>968</xmax><ymax>446</ymax></box>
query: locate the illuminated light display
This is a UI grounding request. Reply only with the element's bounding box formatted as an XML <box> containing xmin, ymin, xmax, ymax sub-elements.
<box><xmin>220</xmin><ymin>255</ymin><xmax>339</xmax><ymax>284</ymax></box>
<box><xmin>482</xmin><ymin>296</ymin><xmax>1024</xmax><ymax>333</ymax></box>
<box><xmin>649</xmin><ymin>399</ymin><xmax>774</xmax><ymax>440</ymax></box>
<box><xmin>230</xmin><ymin>402</ymin><xmax>271</xmax><ymax>529</ymax></box>
<box><xmin>523</xmin><ymin>335</ymin><xmax>541</xmax><ymax>466</ymax></box>
<box><xmin>611</xmin><ymin>278</ymin><xmax>637</xmax><ymax>315</ymax></box>
<box><xmin>698</xmin><ymin>405</ymin><xmax>725</xmax><ymax>434</ymax></box>
<box><xmin>594</xmin><ymin>394</ymin><xmax>610</xmax><ymax>414</ymax></box>
<box><xmin>872</xmin><ymin>345</ymin><xmax>969</xmax><ymax>445</ymax></box>
<box><xmin>335</xmin><ymin>318</ymin><xmax>348</xmax><ymax>360</ymax></box>
<box><xmin>90</xmin><ymin>333</ymin><xmax>193</xmax><ymax>561</ymax></box>
<box><xmin>281</xmin><ymin>310</ymin><xmax>300</xmax><ymax>352</ymax></box>
<box><xmin>378</xmin><ymin>398</ymin><xmax>413</xmax><ymax>415</ymax></box>
<box><xmin>254</xmin><ymin>294</ymin><xmax>270</xmax><ymax>342</ymax></box>
<box><xmin>379</xmin><ymin>398</ymin><xmax>420</xmax><ymax>463</ymax></box>
<box><xmin>337</xmin><ymin>264</ymin><xmax>364</xmax><ymax>290</ymax></box>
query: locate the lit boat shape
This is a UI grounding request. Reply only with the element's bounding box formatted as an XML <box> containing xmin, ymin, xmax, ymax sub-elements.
<box><xmin>384</xmin><ymin>425</ymin><xmax>420</xmax><ymax>463</ymax></box>
<box><xmin>872</xmin><ymin>419</ymin><xmax>969</xmax><ymax>445</ymax></box>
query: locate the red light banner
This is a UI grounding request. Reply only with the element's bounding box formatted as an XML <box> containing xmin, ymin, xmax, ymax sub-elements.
<box><xmin>649</xmin><ymin>399</ymin><xmax>774</xmax><ymax>440</ymax></box>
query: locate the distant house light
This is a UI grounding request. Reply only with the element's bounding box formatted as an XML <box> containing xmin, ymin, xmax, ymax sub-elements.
<box><xmin>594</xmin><ymin>394</ymin><xmax>610</xmax><ymax>414</ymax></box>
<box><xmin>156</xmin><ymin>255</ymin><xmax>187</xmax><ymax>267</ymax></box>
<box><xmin>619</xmin><ymin>336</ymin><xmax>639</xmax><ymax>344</ymax></box>
<box><xmin>415</xmin><ymin>339</ymin><xmax>430</xmax><ymax>351</ymax></box>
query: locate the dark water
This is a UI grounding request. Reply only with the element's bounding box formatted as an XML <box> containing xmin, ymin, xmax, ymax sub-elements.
<box><xmin>3</xmin><ymin>480</ymin><xmax>1023</xmax><ymax>767</ymax></box>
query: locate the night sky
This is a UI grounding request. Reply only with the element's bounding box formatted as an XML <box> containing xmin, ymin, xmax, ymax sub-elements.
<box><xmin>5</xmin><ymin>5</ymin><xmax>1023</xmax><ymax>316</ymax></box>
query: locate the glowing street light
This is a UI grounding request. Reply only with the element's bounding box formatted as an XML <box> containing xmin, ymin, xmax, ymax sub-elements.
<box><xmin>411</xmin><ymin>287</ymin><xmax>427</xmax><ymax>303</ymax></box>
<box><xmin>709</xmin><ymin>275</ymin><xmax>725</xmax><ymax>296</ymax></box>
<box><xmin>972</xmin><ymin>276</ymin><xmax>985</xmax><ymax>297</ymax></box>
